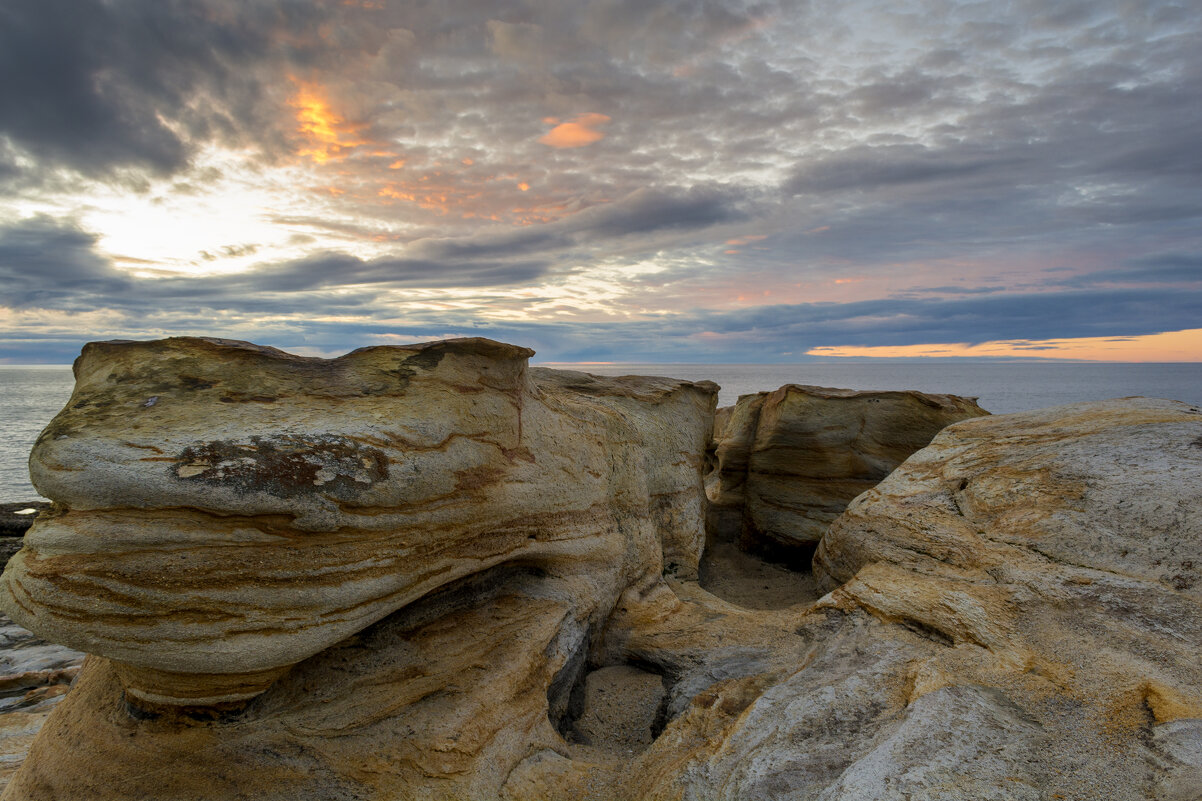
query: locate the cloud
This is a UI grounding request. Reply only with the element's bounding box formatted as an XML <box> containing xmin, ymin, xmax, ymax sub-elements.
<box><xmin>538</xmin><ymin>113</ymin><xmax>611</xmax><ymax>148</ymax></box>
<box><xmin>487</xmin><ymin>20</ymin><xmax>544</xmax><ymax>61</ymax></box>
<box><xmin>0</xmin><ymin>0</ymin><xmax>336</xmax><ymax>181</ymax></box>
<box><xmin>2</xmin><ymin>0</ymin><xmax>1202</xmax><ymax>365</ymax></box>
<box><xmin>0</xmin><ymin>216</ymin><xmax>130</xmax><ymax>308</ymax></box>
<box><xmin>0</xmin><ymin>183</ymin><xmax>749</xmax><ymax>315</ymax></box>
<box><xmin>221</xmin><ymin>253</ymin><xmax>552</xmax><ymax>294</ymax></box>
<box><xmin>784</xmin><ymin>145</ymin><xmax>1020</xmax><ymax>194</ymax></box>
<box><xmin>1062</xmin><ymin>253</ymin><xmax>1202</xmax><ymax>287</ymax></box>
<box><xmin>564</xmin><ymin>186</ymin><xmax>751</xmax><ymax>238</ymax></box>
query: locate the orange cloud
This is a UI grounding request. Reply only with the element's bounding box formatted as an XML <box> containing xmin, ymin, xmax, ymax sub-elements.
<box><xmin>539</xmin><ymin>113</ymin><xmax>611</xmax><ymax>148</ymax></box>
<box><xmin>807</xmin><ymin>328</ymin><xmax>1202</xmax><ymax>362</ymax></box>
<box><xmin>288</xmin><ymin>80</ymin><xmax>368</xmax><ymax>164</ymax></box>
<box><xmin>725</xmin><ymin>235</ymin><xmax>767</xmax><ymax>246</ymax></box>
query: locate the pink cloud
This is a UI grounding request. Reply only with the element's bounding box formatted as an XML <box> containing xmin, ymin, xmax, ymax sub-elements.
<box><xmin>538</xmin><ymin>113</ymin><xmax>611</xmax><ymax>148</ymax></box>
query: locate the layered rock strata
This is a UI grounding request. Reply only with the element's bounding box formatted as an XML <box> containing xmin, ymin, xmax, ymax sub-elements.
<box><xmin>707</xmin><ymin>384</ymin><xmax>987</xmax><ymax>555</ymax></box>
<box><xmin>0</xmin><ymin>615</ymin><xmax>83</xmax><ymax>792</ymax></box>
<box><xmin>592</xmin><ymin>397</ymin><xmax>1201</xmax><ymax>800</ymax></box>
<box><xmin>1</xmin><ymin>337</ymin><xmax>1199</xmax><ymax>801</ymax></box>
<box><xmin>0</xmin><ymin>337</ymin><xmax>716</xmax><ymax>710</ymax></box>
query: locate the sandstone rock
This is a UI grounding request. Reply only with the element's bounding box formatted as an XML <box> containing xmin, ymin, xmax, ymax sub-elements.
<box><xmin>801</xmin><ymin>397</ymin><xmax>1202</xmax><ymax>801</ymax></box>
<box><xmin>0</xmin><ymin>615</ymin><xmax>83</xmax><ymax>793</ymax></box>
<box><xmin>3</xmin><ymin>339</ymin><xmax>1199</xmax><ymax>801</ymax></box>
<box><xmin>1</xmin><ymin>337</ymin><xmax>715</xmax><ymax>711</ymax></box>
<box><xmin>707</xmin><ymin>385</ymin><xmax>987</xmax><ymax>555</ymax></box>
<box><xmin>594</xmin><ymin>397</ymin><xmax>1202</xmax><ymax>801</ymax></box>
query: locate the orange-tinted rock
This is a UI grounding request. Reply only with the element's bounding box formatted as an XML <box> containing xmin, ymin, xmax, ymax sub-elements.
<box><xmin>5</xmin><ymin>345</ymin><xmax>1198</xmax><ymax>801</ymax></box>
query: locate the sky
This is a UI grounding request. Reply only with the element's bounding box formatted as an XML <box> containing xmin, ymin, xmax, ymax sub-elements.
<box><xmin>1</xmin><ymin>0</ymin><xmax>1200</xmax><ymax>364</ymax></box>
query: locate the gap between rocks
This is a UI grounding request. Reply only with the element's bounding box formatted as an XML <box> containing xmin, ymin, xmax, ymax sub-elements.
<box><xmin>698</xmin><ymin>538</ymin><xmax>822</xmax><ymax>611</ymax></box>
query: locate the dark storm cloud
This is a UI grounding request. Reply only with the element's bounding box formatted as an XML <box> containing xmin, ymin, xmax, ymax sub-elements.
<box><xmin>565</xmin><ymin>186</ymin><xmax>750</xmax><ymax>238</ymax></box>
<box><xmin>0</xmin><ymin>0</ymin><xmax>339</xmax><ymax>181</ymax></box>
<box><xmin>784</xmin><ymin>145</ymin><xmax>1020</xmax><ymax>195</ymax></box>
<box><xmin>1062</xmin><ymin>252</ymin><xmax>1202</xmax><ymax>287</ymax></box>
<box><xmin>0</xmin><ymin>216</ymin><xmax>131</xmax><ymax>307</ymax></box>
<box><xmin>223</xmin><ymin>253</ymin><xmax>552</xmax><ymax>294</ymax></box>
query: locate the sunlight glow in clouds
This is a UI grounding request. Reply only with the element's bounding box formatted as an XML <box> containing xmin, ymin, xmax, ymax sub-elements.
<box><xmin>538</xmin><ymin>114</ymin><xmax>611</xmax><ymax>148</ymax></box>
<box><xmin>289</xmin><ymin>80</ymin><xmax>369</xmax><ymax>164</ymax></box>
<box><xmin>808</xmin><ymin>329</ymin><xmax>1202</xmax><ymax>362</ymax></box>
<box><xmin>74</xmin><ymin>148</ymin><xmax>313</xmax><ymax>275</ymax></box>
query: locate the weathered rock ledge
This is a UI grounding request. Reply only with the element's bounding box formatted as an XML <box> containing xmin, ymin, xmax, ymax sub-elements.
<box><xmin>706</xmin><ymin>384</ymin><xmax>986</xmax><ymax>560</ymax></box>
<box><xmin>0</xmin><ymin>337</ymin><xmax>1198</xmax><ymax>801</ymax></box>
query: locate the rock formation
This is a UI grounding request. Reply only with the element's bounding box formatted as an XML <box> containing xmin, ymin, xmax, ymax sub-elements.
<box><xmin>0</xmin><ymin>615</ymin><xmax>82</xmax><ymax>793</ymax></box>
<box><xmin>2</xmin><ymin>337</ymin><xmax>715</xmax><ymax>713</ymax></box>
<box><xmin>0</xmin><ymin>337</ymin><xmax>1199</xmax><ymax>801</ymax></box>
<box><xmin>707</xmin><ymin>385</ymin><xmax>986</xmax><ymax>558</ymax></box>
<box><xmin>632</xmin><ymin>396</ymin><xmax>1201</xmax><ymax>801</ymax></box>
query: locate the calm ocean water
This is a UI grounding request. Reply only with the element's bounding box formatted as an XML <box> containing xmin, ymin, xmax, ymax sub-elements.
<box><xmin>1</xmin><ymin>362</ymin><xmax>1199</xmax><ymax>502</ymax></box>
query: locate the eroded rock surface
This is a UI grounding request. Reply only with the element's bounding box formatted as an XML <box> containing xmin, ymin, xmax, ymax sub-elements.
<box><xmin>1</xmin><ymin>339</ymin><xmax>1198</xmax><ymax>801</ymax></box>
<box><xmin>707</xmin><ymin>385</ymin><xmax>987</xmax><ymax>556</ymax></box>
<box><xmin>1</xmin><ymin>337</ymin><xmax>715</xmax><ymax>712</ymax></box>
<box><xmin>0</xmin><ymin>615</ymin><xmax>82</xmax><ymax>792</ymax></box>
<box><xmin>802</xmin><ymin>397</ymin><xmax>1202</xmax><ymax>801</ymax></box>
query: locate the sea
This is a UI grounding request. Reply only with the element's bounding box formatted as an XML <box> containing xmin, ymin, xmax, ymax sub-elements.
<box><xmin>1</xmin><ymin>362</ymin><xmax>1200</xmax><ymax>503</ymax></box>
